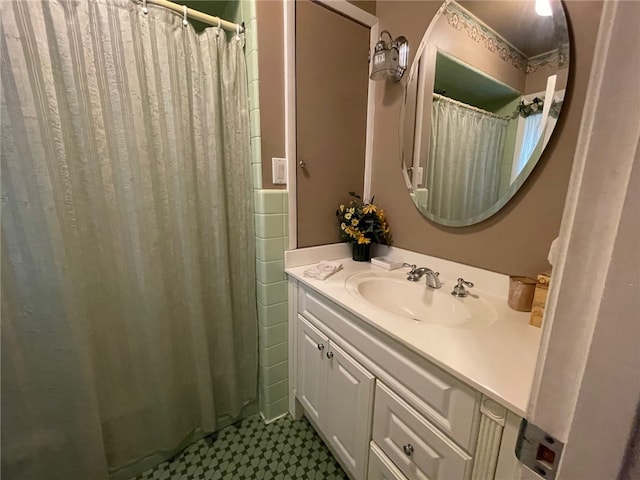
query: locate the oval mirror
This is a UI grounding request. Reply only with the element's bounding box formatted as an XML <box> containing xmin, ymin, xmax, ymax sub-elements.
<box><xmin>401</xmin><ymin>0</ymin><xmax>570</xmax><ymax>226</ymax></box>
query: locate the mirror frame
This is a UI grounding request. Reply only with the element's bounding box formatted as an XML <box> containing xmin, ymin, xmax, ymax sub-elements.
<box><xmin>400</xmin><ymin>0</ymin><xmax>570</xmax><ymax>227</ymax></box>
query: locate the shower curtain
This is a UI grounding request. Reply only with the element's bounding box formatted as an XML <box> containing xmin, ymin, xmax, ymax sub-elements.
<box><xmin>427</xmin><ymin>96</ymin><xmax>508</xmax><ymax>222</ymax></box>
<box><xmin>1</xmin><ymin>1</ymin><xmax>257</xmax><ymax>479</ymax></box>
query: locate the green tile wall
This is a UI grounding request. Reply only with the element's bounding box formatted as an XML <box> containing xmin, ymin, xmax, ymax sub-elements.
<box><xmin>255</xmin><ymin>190</ymin><xmax>289</xmax><ymax>422</ymax></box>
<box><xmin>233</xmin><ymin>0</ymin><xmax>289</xmax><ymax>423</ymax></box>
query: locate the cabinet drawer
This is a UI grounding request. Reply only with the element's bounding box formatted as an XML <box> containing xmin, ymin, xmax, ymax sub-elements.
<box><xmin>368</xmin><ymin>441</ymin><xmax>409</xmax><ymax>480</ymax></box>
<box><xmin>299</xmin><ymin>286</ymin><xmax>480</xmax><ymax>450</ymax></box>
<box><xmin>373</xmin><ymin>382</ymin><xmax>473</xmax><ymax>480</ymax></box>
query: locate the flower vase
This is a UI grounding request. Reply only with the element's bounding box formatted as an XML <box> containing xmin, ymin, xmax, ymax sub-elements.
<box><xmin>352</xmin><ymin>243</ymin><xmax>371</xmax><ymax>262</ymax></box>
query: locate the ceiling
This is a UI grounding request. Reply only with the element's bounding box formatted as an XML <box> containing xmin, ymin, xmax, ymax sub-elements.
<box><xmin>458</xmin><ymin>0</ymin><xmax>561</xmax><ymax>57</ymax></box>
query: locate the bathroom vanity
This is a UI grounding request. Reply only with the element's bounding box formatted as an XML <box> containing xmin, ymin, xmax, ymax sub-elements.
<box><xmin>285</xmin><ymin>245</ymin><xmax>542</xmax><ymax>480</ymax></box>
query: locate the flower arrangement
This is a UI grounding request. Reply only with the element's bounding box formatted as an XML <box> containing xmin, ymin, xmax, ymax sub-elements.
<box><xmin>511</xmin><ymin>97</ymin><xmax>544</xmax><ymax>118</ymax></box>
<box><xmin>511</xmin><ymin>96</ymin><xmax>563</xmax><ymax>119</ymax></box>
<box><xmin>336</xmin><ymin>192</ymin><xmax>391</xmax><ymax>246</ymax></box>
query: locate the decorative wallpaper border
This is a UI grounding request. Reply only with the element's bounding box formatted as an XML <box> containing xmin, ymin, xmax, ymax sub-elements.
<box><xmin>442</xmin><ymin>0</ymin><xmax>565</xmax><ymax>75</ymax></box>
<box><xmin>526</xmin><ymin>48</ymin><xmax>568</xmax><ymax>74</ymax></box>
<box><xmin>443</xmin><ymin>0</ymin><xmax>528</xmax><ymax>71</ymax></box>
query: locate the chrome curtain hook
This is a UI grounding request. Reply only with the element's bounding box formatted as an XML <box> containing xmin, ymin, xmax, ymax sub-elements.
<box><xmin>182</xmin><ymin>5</ymin><xmax>188</xmax><ymax>27</ymax></box>
<box><xmin>142</xmin><ymin>0</ymin><xmax>148</xmax><ymax>14</ymax></box>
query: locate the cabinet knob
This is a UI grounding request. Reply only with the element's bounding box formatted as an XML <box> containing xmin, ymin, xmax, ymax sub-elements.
<box><xmin>403</xmin><ymin>444</ymin><xmax>414</xmax><ymax>456</ymax></box>
<box><xmin>317</xmin><ymin>343</ymin><xmax>325</xmax><ymax>351</ymax></box>
<box><xmin>326</xmin><ymin>351</ymin><xmax>334</xmax><ymax>359</ymax></box>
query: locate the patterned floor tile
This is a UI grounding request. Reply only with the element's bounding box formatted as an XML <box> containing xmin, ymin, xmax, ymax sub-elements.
<box><xmin>133</xmin><ymin>415</ymin><xmax>348</xmax><ymax>480</ymax></box>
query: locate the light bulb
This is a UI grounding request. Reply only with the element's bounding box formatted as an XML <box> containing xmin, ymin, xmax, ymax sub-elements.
<box><xmin>535</xmin><ymin>0</ymin><xmax>552</xmax><ymax>17</ymax></box>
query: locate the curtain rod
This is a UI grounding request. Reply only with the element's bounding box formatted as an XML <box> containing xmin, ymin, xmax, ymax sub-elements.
<box><xmin>432</xmin><ymin>93</ymin><xmax>509</xmax><ymax>121</ymax></box>
<box><xmin>145</xmin><ymin>0</ymin><xmax>244</xmax><ymax>33</ymax></box>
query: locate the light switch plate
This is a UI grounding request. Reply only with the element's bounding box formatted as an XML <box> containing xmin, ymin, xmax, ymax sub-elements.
<box><xmin>272</xmin><ymin>157</ymin><xmax>287</xmax><ymax>185</ymax></box>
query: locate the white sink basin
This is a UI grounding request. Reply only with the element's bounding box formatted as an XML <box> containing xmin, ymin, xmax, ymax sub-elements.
<box><xmin>345</xmin><ymin>271</ymin><xmax>497</xmax><ymax>328</ymax></box>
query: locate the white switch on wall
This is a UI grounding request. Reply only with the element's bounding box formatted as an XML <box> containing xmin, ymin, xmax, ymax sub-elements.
<box><xmin>272</xmin><ymin>157</ymin><xmax>287</xmax><ymax>185</ymax></box>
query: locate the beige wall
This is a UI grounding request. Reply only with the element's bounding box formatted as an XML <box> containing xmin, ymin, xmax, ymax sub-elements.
<box><xmin>350</xmin><ymin>0</ymin><xmax>376</xmax><ymax>15</ymax></box>
<box><xmin>371</xmin><ymin>1</ymin><xmax>604</xmax><ymax>277</ymax></box>
<box><xmin>256</xmin><ymin>0</ymin><xmax>286</xmax><ymax>189</ymax></box>
<box><xmin>526</xmin><ymin>65</ymin><xmax>569</xmax><ymax>95</ymax></box>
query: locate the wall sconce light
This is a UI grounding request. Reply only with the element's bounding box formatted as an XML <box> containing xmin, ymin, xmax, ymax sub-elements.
<box><xmin>369</xmin><ymin>30</ymin><xmax>409</xmax><ymax>82</ymax></box>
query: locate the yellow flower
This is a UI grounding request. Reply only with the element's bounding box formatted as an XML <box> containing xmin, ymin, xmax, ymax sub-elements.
<box><xmin>338</xmin><ymin>196</ymin><xmax>391</xmax><ymax>246</ymax></box>
<box><xmin>357</xmin><ymin>235</ymin><xmax>371</xmax><ymax>244</ymax></box>
<box><xmin>363</xmin><ymin>204</ymin><xmax>377</xmax><ymax>214</ymax></box>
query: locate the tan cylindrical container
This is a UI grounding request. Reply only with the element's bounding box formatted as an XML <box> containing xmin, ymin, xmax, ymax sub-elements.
<box><xmin>508</xmin><ymin>276</ymin><xmax>537</xmax><ymax>312</ymax></box>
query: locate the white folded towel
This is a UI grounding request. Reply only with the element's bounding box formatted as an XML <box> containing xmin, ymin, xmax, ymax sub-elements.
<box><xmin>303</xmin><ymin>260</ymin><xmax>343</xmax><ymax>281</ymax></box>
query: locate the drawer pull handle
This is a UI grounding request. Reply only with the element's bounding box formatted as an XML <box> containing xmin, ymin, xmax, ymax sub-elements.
<box><xmin>326</xmin><ymin>351</ymin><xmax>334</xmax><ymax>359</ymax></box>
<box><xmin>317</xmin><ymin>343</ymin><xmax>325</xmax><ymax>351</ymax></box>
<box><xmin>403</xmin><ymin>444</ymin><xmax>414</xmax><ymax>456</ymax></box>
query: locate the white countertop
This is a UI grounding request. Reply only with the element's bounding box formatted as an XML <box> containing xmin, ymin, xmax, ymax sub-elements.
<box><xmin>285</xmin><ymin>245</ymin><xmax>543</xmax><ymax>417</ymax></box>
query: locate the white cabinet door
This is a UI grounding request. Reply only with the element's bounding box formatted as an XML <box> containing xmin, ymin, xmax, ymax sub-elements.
<box><xmin>297</xmin><ymin>316</ymin><xmax>329</xmax><ymax>428</ymax></box>
<box><xmin>326</xmin><ymin>340</ymin><xmax>375</xmax><ymax>480</ymax></box>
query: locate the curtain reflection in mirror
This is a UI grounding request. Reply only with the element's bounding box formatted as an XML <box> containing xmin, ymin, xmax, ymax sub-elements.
<box><xmin>426</xmin><ymin>95</ymin><xmax>508</xmax><ymax>221</ymax></box>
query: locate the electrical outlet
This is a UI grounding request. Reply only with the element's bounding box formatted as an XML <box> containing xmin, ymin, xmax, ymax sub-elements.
<box><xmin>272</xmin><ymin>157</ymin><xmax>287</xmax><ymax>185</ymax></box>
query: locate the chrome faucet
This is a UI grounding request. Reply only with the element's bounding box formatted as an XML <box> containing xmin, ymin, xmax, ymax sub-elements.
<box><xmin>403</xmin><ymin>264</ymin><xmax>442</xmax><ymax>289</ymax></box>
<box><xmin>451</xmin><ymin>278</ymin><xmax>474</xmax><ymax>297</ymax></box>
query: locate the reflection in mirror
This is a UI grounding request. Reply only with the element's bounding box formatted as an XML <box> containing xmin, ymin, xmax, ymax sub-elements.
<box><xmin>401</xmin><ymin>0</ymin><xmax>569</xmax><ymax>226</ymax></box>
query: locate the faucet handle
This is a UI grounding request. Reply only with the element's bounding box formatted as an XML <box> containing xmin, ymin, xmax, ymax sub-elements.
<box><xmin>402</xmin><ymin>263</ymin><xmax>417</xmax><ymax>272</ymax></box>
<box><xmin>451</xmin><ymin>278</ymin><xmax>474</xmax><ymax>297</ymax></box>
